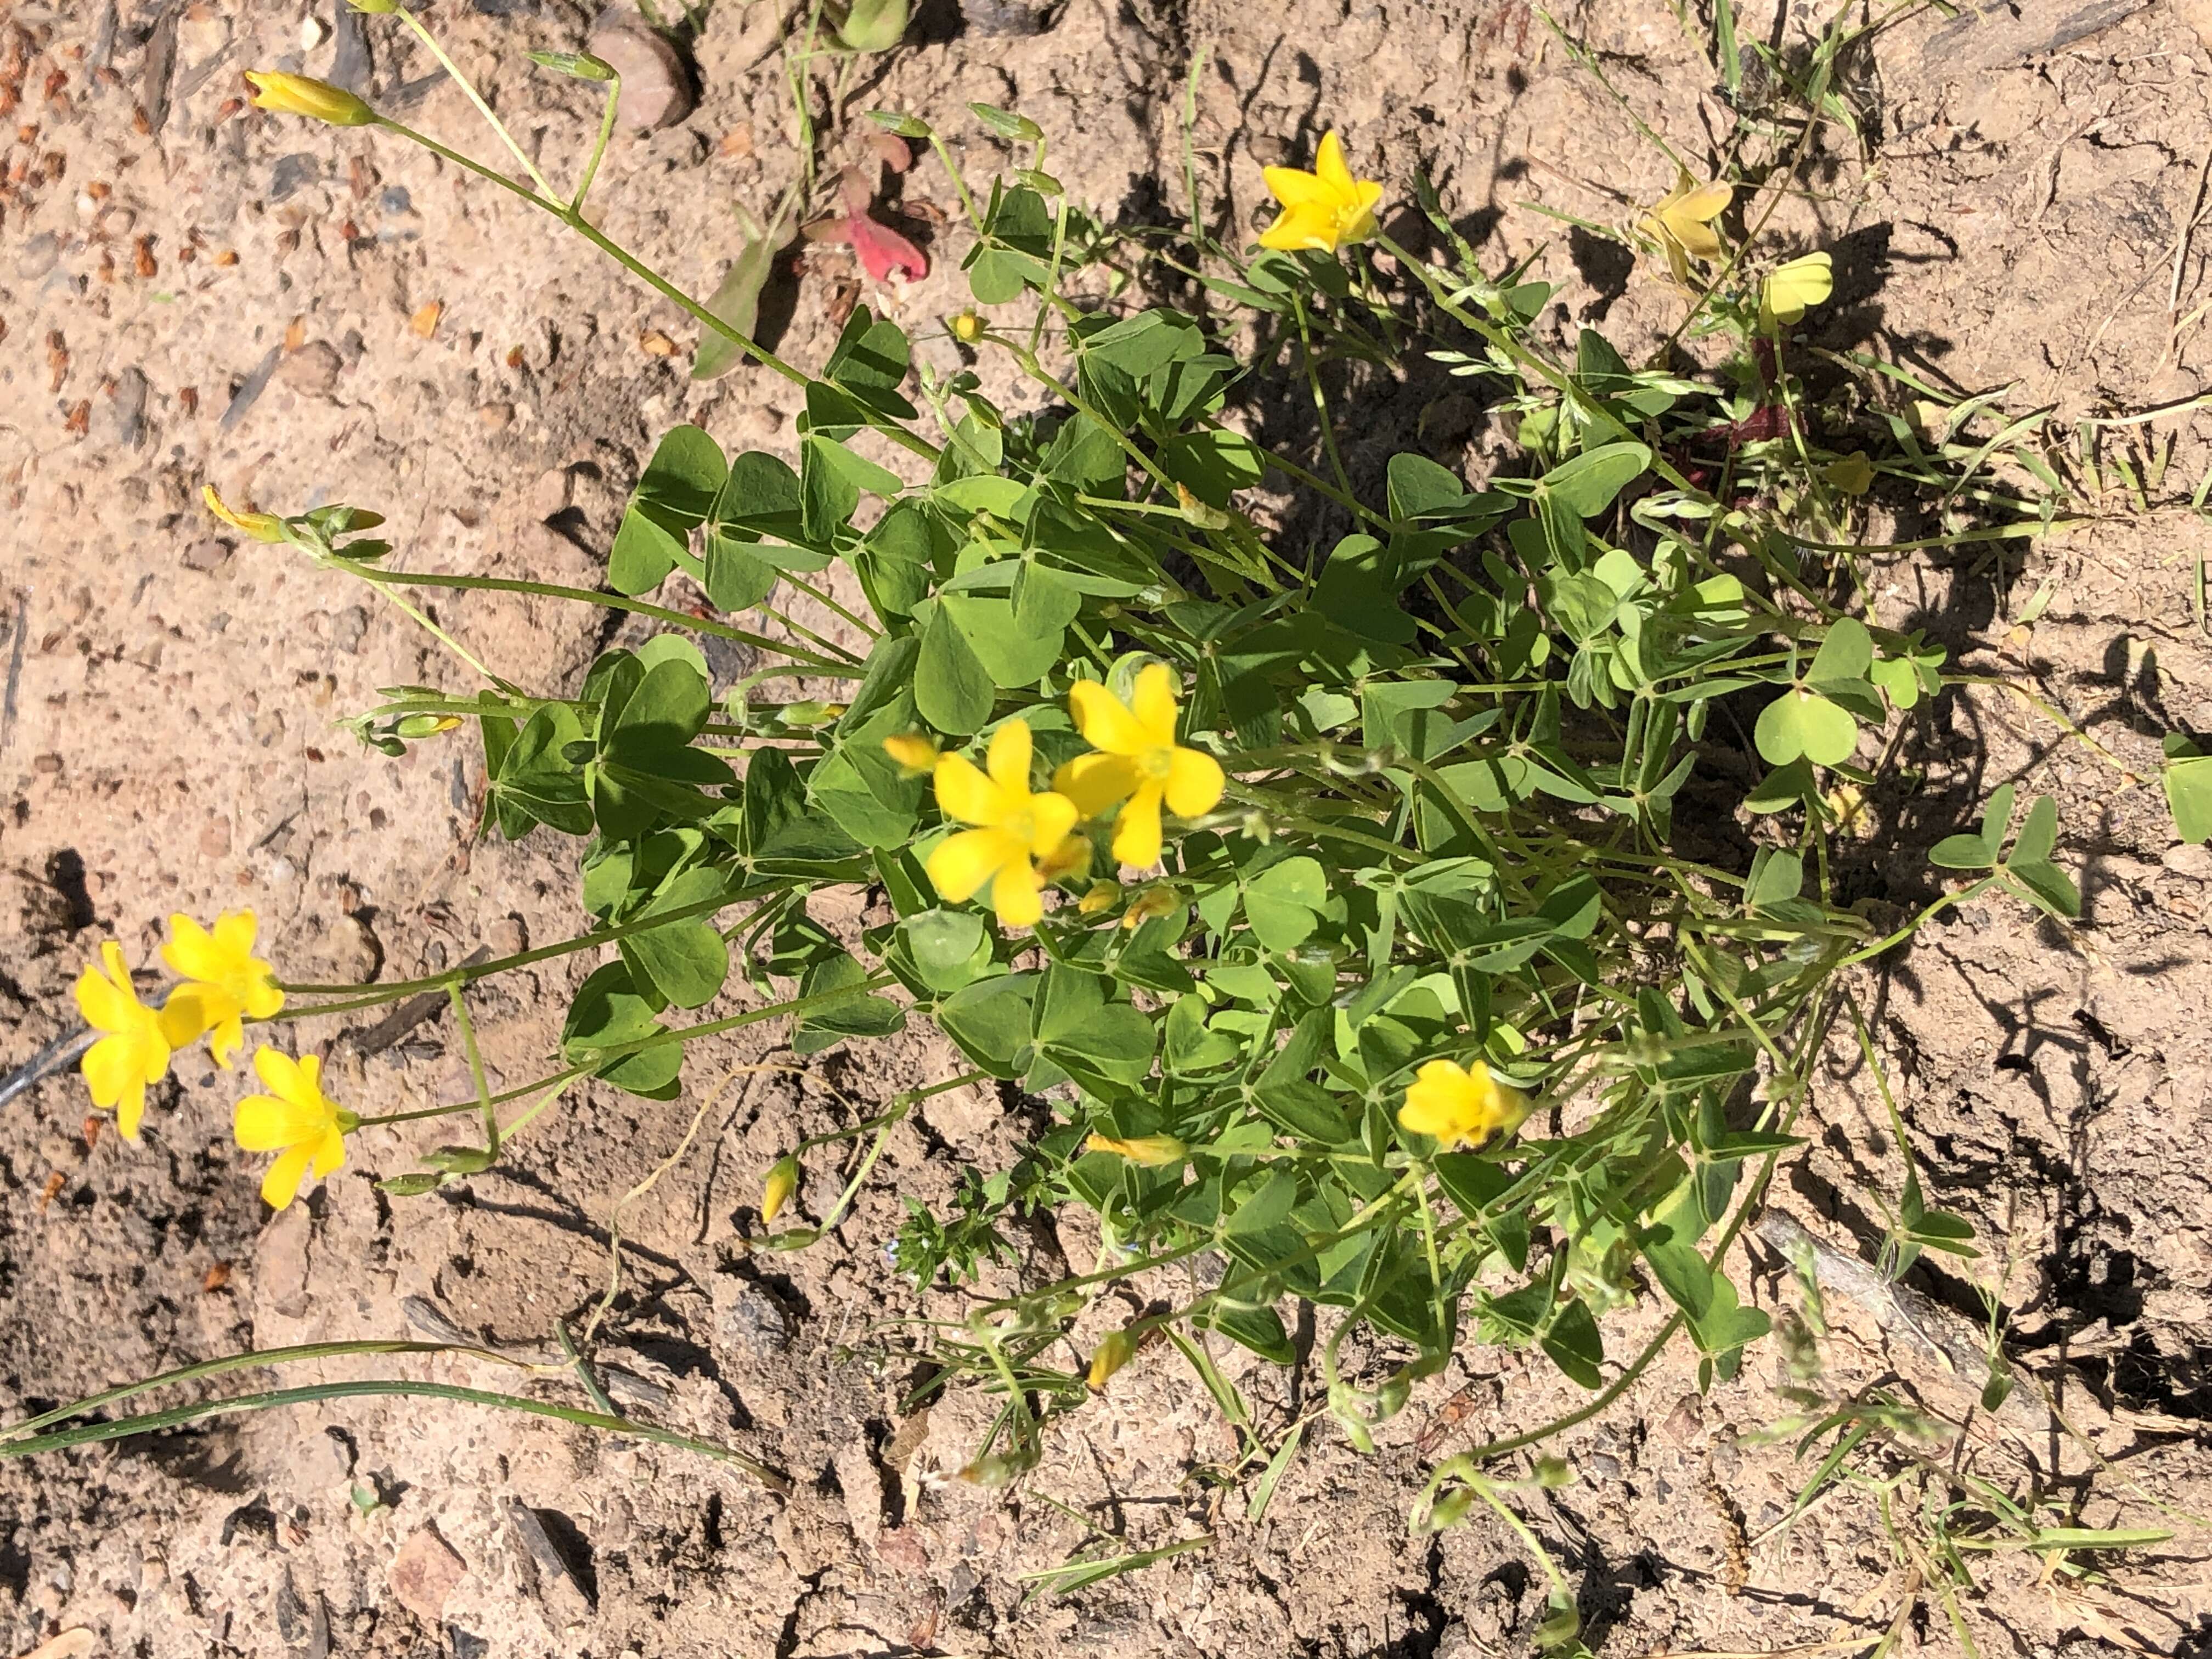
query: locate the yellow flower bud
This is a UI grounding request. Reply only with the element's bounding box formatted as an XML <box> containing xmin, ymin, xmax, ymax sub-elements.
<box><xmin>1121</xmin><ymin>886</ymin><xmax>1178</xmax><ymax>930</ymax></box>
<box><xmin>761</xmin><ymin>1153</ymin><xmax>799</xmax><ymax>1223</ymax></box>
<box><xmin>1086</xmin><ymin>1328</ymin><xmax>1135</xmax><ymax>1389</ymax></box>
<box><xmin>1084</xmin><ymin>1132</ymin><xmax>1186</xmax><ymax>1167</ymax></box>
<box><xmin>244</xmin><ymin>70</ymin><xmax>377</xmax><ymax>127</ymax></box>
<box><xmin>882</xmin><ymin>732</ymin><xmax>938</xmax><ymax>777</ymax></box>
<box><xmin>1036</xmin><ymin>834</ymin><xmax>1092</xmax><ymax>884</ymax></box>
<box><xmin>1077</xmin><ymin>879</ymin><xmax>1120</xmax><ymax>915</ymax></box>
<box><xmin>202</xmin><ymin>484</ymin><xmax>286</xmax><ymax>544</ymax></box>
<box><xmin>950</xmin><ymin>309</ymin><xmax>985</xmax><ymax>344</ymax></box>
<box><xmin>1822</xmin><ymin>452</ymin><xmax>1874</xmax><ymax>495</ymax></box>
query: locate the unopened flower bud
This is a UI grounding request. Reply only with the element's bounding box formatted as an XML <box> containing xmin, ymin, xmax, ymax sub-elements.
<box><xmin>202</xmin><ymin>484</ymin><xmax>285</xmax><ymax>543</ymax></box>
<box><xmin>1084</xmin><ymin>1132</ymin><xmax>1186</xmax><ymax>1167</ymax></box>
<box><xmin>950</xmin><ymin>309</ymin><xmax>985</xmax><ymax>343</ymax></box>
<box><xmin>761</xmin><ymin>1153</ymin><xmax>799</xmax><ymax>1223</ymax></box>
<box><xmin>1086</xmin><ymin>1328</ymin><xmax>1135</xmax><ymax>1389</ymax></box>
<box><xmin>1077</xmin><ymin>879</ymin><xmax>1119</xmax><ymax>915</ymax></box>
<box><xmin>244</xmin><ymin>70</ymin><xmax>377</xmax><ymax>127</ymax></box>
<box><xmin>882</xmin><ymin>733</ymin><xmax>938</xmax><ymax>777</ymax></box>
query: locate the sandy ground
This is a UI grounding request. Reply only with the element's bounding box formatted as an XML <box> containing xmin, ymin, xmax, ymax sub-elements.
<box><xmin>4</xmin><ymin>0</ymin><xmax>2212</xmax><ymax>1654</ymax></box>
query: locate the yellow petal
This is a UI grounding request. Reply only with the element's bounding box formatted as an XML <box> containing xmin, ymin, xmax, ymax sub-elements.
<box><xmin>1339</xmin><ymin>180</ymin><xmax>1384</xmax><ymax>246</ymax></box>
<box><xmin>307</xmin><ymin>1126</ymin><xmax>348</xmax><ymax>1182</ymax></box>
<box><xmin>81</xmin><ymin>1033</ymin><xmax>139</xmax><ymax>1111</ymax></box>
<box><xmin>159</xmin><ymin>984</ymin><xmax>215</xmax><ymax>1050</ymax></box>
<box><xmin>1068</xmin><ymin>679</ymin><xmax>1148</xmax><ymax>756</ymax></box>
<box><xmin>161</xmin><ymin>913</ymin><xmax>224</xmax><ymax>983</ymax></box>
<box><xmin>1666</xmin><ymin>217</ymin><xmax>1723</xmax><ymax>262</ymax></box>
<box><xmin>1672</xmin><ymin>182</ymin><xmax>1732</xmax><ymax>225</ymax></box>
<box><xmin>251</xmin><ymin>1045</ymin><xmax>320</xmax><ymax>1111</ymax></box>
<box><xmin>990</xmin><ymin>859</ymin><xmax>1047</xmax><ymax>928</ymax></box>
<box><xmin>1313</xmin><ymin>131</ymin><xmax>1355</xmax><ymax>194</ymax></box>
<box><xmin>927</xmin><ymin>827</ymin><xmax>1022</xmax><ymax>904</ymax></box>
<box><xmin>244</xmin><ymin>974</ymin><xmax>286</xmax><ymax>1020</ymax></box>
<box><xmin>1054</xmin><ymin>751</ymin><xmax>1141</xmax><ymax>816</ymax></box>
<box><xmin>235</xmin><ymin>1090</ymin><xmax>329</xmax><ymax>1153</ymax></box>
<box><xmin>74</xmin><ymin>953</ymin><xmax>133</xmax><ymax>1032</ymax></box>
<box><xmin>115</xmin><ymin>1080</ymin><xmax>148</xmax><ymax>1142</ymax></box>
<box><xmin>1762</xmin><ymin>251</ymin><xmax>1833</xmax><ymax>324</ymax></box>
<box><xmin>1110</xmin><ymin>782</ymin><xmax>1166</xmax><ymax>869</ymax></box>
<box><xmin>260</xmin><ymin>1143</ymin><xmax>314</xmax><ymax>1210</ymax></box>
<box><xmin>1130</xmin><ymin>663</ymin><xmax>1181</xmax><ymax>747</ymax></box>
<box><xmin>206</xmin><ymin>1014</ymin><xmax>247</xmax><ymax>1071</ymax></box>
<box><xmin>1261</xmin><ymin>163</ymin><xmax>1333</xmax><ymax>213</ymax></box>
<box><xmin>1029</xmin><ymin>790</ymin><xmax>1080</xmax><ymax>859</ymax></box>
<box><xmin>932</xmin><ymin>750</ymin><xmax>1003</xmax><ymax>828</ymax></box>
<box><xmin>985</xmin><ymin>718</ymin><xmax>1034</xmax><ymax>795</ymax></box>
<box><xmin>1164</xmin><ymin>746</ymin><xmax>1225</xmax><ymax>818</ymax></box>
<box><xmin>212</xmin><ymin>908</ymin><xmax>259</xmax><ymax>958</ymax></box>
<box><xmin>1401</xmin><ymin>1059</ymin><xmax>1479</xmax><ymax>1141</ymax></box>
<box><xmin>1258</xmin><ymin>204</ymin><xmax>1340</xmax><ymax>253</ymax></box>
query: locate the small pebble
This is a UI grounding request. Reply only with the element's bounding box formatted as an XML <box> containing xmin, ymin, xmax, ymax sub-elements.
<box><xmin>182</xmin><ymin>538</ymin><xmax>233</xmax><ymax>573</ymax></box>
<box><xmin>588</xmin><ymin>15</ymin><xmax>693</xmax><ymax>131</ymax></box>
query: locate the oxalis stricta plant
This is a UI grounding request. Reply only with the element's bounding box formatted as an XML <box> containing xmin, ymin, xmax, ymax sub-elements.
<box><xmin>19</xmin><ymin>0</ymin><xmax>2193</xmax><ymax>1627</ymax></box>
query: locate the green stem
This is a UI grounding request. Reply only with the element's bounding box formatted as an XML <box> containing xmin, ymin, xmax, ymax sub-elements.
<box><xmin>448</xmin><ymin>981</ymin><xmax>500</xmax><ymax>1160</ymax></box>
<box><xmin>396</xmin><ymin>8</ymin><xmax>558</xmax><ymax>200</ymax></box>
<box><xmin>341</xmin><ymin>564</ymin><xmax>862</xmax><ymax>675</ymax></box>
<box><xmin>571</xmin><ymin>81</ymin><xmax>621</xmax><ymax>212</ymax></box>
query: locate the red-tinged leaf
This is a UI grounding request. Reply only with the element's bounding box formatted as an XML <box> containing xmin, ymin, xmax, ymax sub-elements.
<box><xmin>867</xmin><ymin>131</ymin><xmax>913</xmax><ymax>174</ymax></box>
<box><xmin>847</xmin><ymin>211</ymin><xmax>928</xmax><ymax>283</ymax></box>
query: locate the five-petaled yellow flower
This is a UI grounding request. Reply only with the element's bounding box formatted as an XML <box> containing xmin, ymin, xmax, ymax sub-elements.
<box><xmin>234</xmin><ymin>1047</ymin><xmax>356</xmax><ymax>1210</ymax></box>
<box><xmin>1398</xmin><ymin>1058</ymin><xmax>1531</xmax><ymax>1151</ymax></box>
<box><xmin>1761</xmin><ymin>251</ymin><xmax>1833</xmax><ymax>326</ymax></box>
<box><xmin>1641</xmin><ymin>173</ymin><xmax>1732</xmax><ymax>287</ymax></box>
<box><xmin>1259</xmin><ymin>132</ymin><xmax>1384</xmax><ymax>254</ymax></box>
<box><xmin>926</xmin><ymin>720</ymin><xmax>1080</xmax><ymax>929</ymax></box>
<box><xmin>75</xmin><ymin>943</ymin><xmax>173</xmax><ymax>1142</ymax></box>
<box><xmin>1054</xmin><ymin>665</ymin><xmax>1226</xmax><ymax>870</ymax></box>
<box><xmin>242</xmin><ymin>70</ymin><xmax>376</xmax><ymax>128</ymax></box>
<box><xmin>159</xmin><ymin>910</ymin><xmax>284</xmax><ymax>1069</ymax></box>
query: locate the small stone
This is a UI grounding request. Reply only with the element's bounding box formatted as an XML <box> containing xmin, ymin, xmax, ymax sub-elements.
<box><xmin>16</xmin><ymin>232</ymin><xmax>60</xmax><ymax>280</ymax></box>
<box><xmin>388</xmin><ymin>1525</ymin><xmax>467</xmax><ymax>1625</ymax></box>
<box><xmin>256</xmin><ymin>1202</ymin><xmax>313</xmax><ymax>1322</ymax></box>
<box><xmin>2147</xmin><ymin>364</ymin><xmax>2202</xmax><ymax>405</ymax></box>
<box><xmin>833</xmin><ymin>1442</ymin><xmax>885</xmax><ymax>1550</ymax></box>
<box><xmin>715</xmin><ymin>1279</ymin><xmax>795</xmax><ymax>1357</ymax></box>
<box><xmin>278</xmin><ymin>342</ymin><xmax>343</xmax><ymax>397</ymax></box>
<box><xmin>504</xmin><ymin>1500</ymin><xmax>593</xmax><ymax>1622</ymax></box>
<box><xmin>528</xmin><ymin>467</ymin><xmax>573</xmax><ymax>521</ymax></box>
<box><xmin>487</xmin><ymin>915</ymin><xmax>527</xmax><ymax>956</ymax></box>
<box><xmin>269</xmin><ymin>153</ymin><xmax>323</xmax><ymax>204</ymax></box>
<box><xmin>331</xmin><ymin>605</ymin><xmax>369</xmax><ymax>655</ymax></box>
<box><xmin>299</xmin><ymin>13</ymin><xmax>329</xmax><ymax>50</ymax></box>
<box><xmin>199</xmin><ymin>817</ymin><xmax>233</xmax><ymax>857</ymax></box>
<box><xmin>2164</xmin><ymin>843</ymin><xmax>2212</xmax><ymax>879</ymax></box>
<box><xmin>103</xmin><ymin>366</ymin><xmax>150</xmax><ymax>449</ymax></box>
<box><xmin>317</xmin><ymin>913</ymin><xmax>382</xmax><ymax>984</ymax></box>
<box><xmin>588</xmin><ymin>18</ymin><xmax>693</xmax><ymax>131</ymax></box>
<box><xmin>476</xmin><ymin>400</ymin><xmax>513</xmax><ymax>430</ymax></box>
<box><xmin>1248</xmin><ymin>133</ymin><xmax>1289</xmax><ymax>166</ymax></box>
<box><xmin>32</xmin><ymin>753</ymin><xmax>62</xmax><ymax>776</ymax></box>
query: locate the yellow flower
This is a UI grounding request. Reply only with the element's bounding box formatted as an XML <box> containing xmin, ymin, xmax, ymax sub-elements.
<box><xmin>234</xmin><ymin>1047</ymin><xmax>355</xmax><ymax>1210</ymax></box>
<box><xmin>202</xmin><ymin>484</ymin><xmax>286</xmax><ymax>544</ymax></box>
<box><xmin>1084</xmin><ymin>1132</ymin><xmax>1187</xmax><ymax>1166</ymax></box>
<box><xmin>925</xmin><ymin>720</ymin><xmax>1080</xmax><ymax>929</ymax></box>
<box><xmin>158</xmin><ymin>910</ymin><xmax>284</xmax><ymax>1069</ymax></box>
<box><xmin>1121</xmin><ymin>886</ymin><xmax>1178</xmax><ymax>931</ymax></box>
<box><xmin>882</xmin><ymin>732</ymin><xmax>939</xmax><ymax>777</ymax></box>
<box><xmin>950</xmin><ymin>309</ymin><xmax>985</xmax><ymax>344</ymax></box>
<box><xmin>1087</xmin><ymin>1327</ymin><xmax>1135</xmax><ymax>1389</ymax></box>
<box><xmin>242</xmin><ymin>70</ymin><xmax>376</xmax><ymax>127</ymax></box>
<box><xmin>1053</xmin><ymin>665</ymin><xmax>1226</xmax><ymax>869</ymax></box>
<box><xmin>1077</xmin><ymin>879</ymin><xmax>1120</xmax><ymax>915</ymax></box>
<box><xmin>1641</xmin><ymin>173</ymin><xmax>1732</xmax><ymax>286</ymax></box>
<box><xmin>1258</xmin><ymin>131</ymin><xmax>1384</xmax><ymax>254</ymax></box>
<box><xmin>75</xmin><ymin>942</ymin><xmax>173</xmax><ymax>1142</ymax></box>
<box><xmin>761</xmin><ymin>1153</ymin><xmax>799</xmax><ymax>1223</ymax></box>
<box><xmin>1761</xmin><ymin>251</ymin><xmax>1833</xmax><ymax>326</ymax></box>
<box><xmin>1397</xmin><ymin>1058</ymin><xmax>1530</xmax><ymax>1151</ymax></box>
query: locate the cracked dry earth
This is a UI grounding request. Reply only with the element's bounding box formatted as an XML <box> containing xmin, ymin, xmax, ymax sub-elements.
<box><xmin>4</xmin><ymin>0</ymin><xmax>2212</xmax><ymax>1655</ymax></box>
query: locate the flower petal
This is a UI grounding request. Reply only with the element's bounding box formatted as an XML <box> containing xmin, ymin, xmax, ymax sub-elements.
<box><xmin>235</xmin><ymin>1090</ymin><xmax>329</xmax><ymax>1153</ymax></box>
<box><xmin>1675</xmin><ymin>182</ymin><xmax>1733</xmax><ymax>224</ymax></box>
<box><xmin>159</xmin><ymin>984</ymin><xmax>215</xmax><ymax>1050</ymax></box>
<box><xmin>1028</xmin><ymin>790</ymin><xmax>1080</xmax><ymax>858</ymax></box>
<box><xmin>1130</xmin><ymin>663</ymin><xmax>1180</xmax><ymax>747</ymax></box>
<box><xmin>260</xmin><ymin>1143</ymin><xmax>314</xmax><ymax>1210</ymax></box>
<box><xmin>74</xmin><ymin>956</ymin><xmax>132</xmax><ymax>1032</ymax></box>
<box><xmin>244</xmin><ymin>974</ymin><xmax>286</xmax><ymax>1020</ymax></box>
<box><xmin>251</xmin><ymin>1045</ymin><xmax>316</xmax><ymax>1110</ymax></box>
<box><xmin>990</xmin><ymin>859</ymin><xmax>1046</xmax><ymax>928</ymax></box>
<box><xmin>1314</xmin><ymin>131</ymin><xmax>1354</xmax><ymax>193</ymax></box>
<box><xmin>162</xmin><ymin>913</ymin><xmax>225</xmax><ymax>983</ymax></box>
<box><xmin>985</xmin><ymin>719</ymin><xmax>1034</xmax><ymax>795</ymax></box>
<box><xmin>81</xmin><ymin>1033</ymin><xmax>137</xmax><ymax>1111</ymax></box>
<box><xmin>1110</xmin><ymin>782</ymin><xmax>1166</xmax><ymax>869</ymax></box>
<box><xmin>308</xmin><ymin>1126</ymin><xmax>348</xmax><ymax>1182</ymax></box>
<box><xmin>1164</xmin><ymin>746</ymin><xmax>1226</xmax><ymax>818</ymax></box>
<box><xmin>927</xmin><ymin>828</ymin><xmax>1021</xmax><ymax>904</ymax></box>
<box><xmin>206</xmin><ymin>1015</ymin><xmax>247</xmax><ymax>1072</ymax></box>
<box><xmin>1258</xmin><ymin>205</ymin><xmax>1339</xmax><ymax>253</ymax></box>
<box><xmin>932</xmin><ymin>750</ymin><xmax>1003</xmax><ymax>828</ymax></box>
<box><xmin>1054</xmin><ymin>751</ymin><xmax>1140</xmax><ymax>817</ymax></box>
<box><xmin>1068</xmin><ymin>680</ymin><xmax>1148</xmax><ymax>756</ymax></box>
<box><xmin>1261</xmin><ymin>163</ymin><xmax>1332</xmax><ymax>212</ymax></box>
<box><xmin>212</xmin><ymin>908</ymin><xmax>261</xmax><ymax>958</ymax></box>
<box><xmin>115</xmin><ymin>1079</ymin><xmax>148</xmax><ymax>1142</ymax></box>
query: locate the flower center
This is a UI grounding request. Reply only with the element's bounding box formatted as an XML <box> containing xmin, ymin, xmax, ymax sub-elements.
<box><xmin>1138</xmin><ymin>745</ymin><xmax>1175</xmax><ymax>782</ymax></box>
<box><xmin>1004</xmin><ymin>808</ymin><xmax>1035</xmax><ymax>845</ymax></box>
